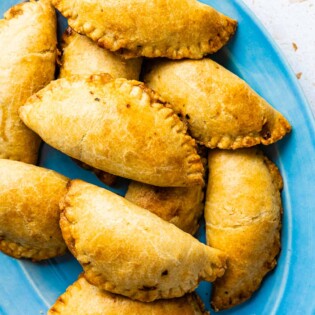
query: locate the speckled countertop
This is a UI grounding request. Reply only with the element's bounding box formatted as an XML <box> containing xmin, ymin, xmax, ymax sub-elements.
<box><xmin>243</xmin><ymin>0</ymin><xmax>315</xmax><ymax>115</ymax></box>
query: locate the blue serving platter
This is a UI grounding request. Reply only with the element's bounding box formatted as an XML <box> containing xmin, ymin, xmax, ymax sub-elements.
<box><xmin>1</xmin><ymin>1</ymin><xmax>315</xmax><ymax>314</ymax></box>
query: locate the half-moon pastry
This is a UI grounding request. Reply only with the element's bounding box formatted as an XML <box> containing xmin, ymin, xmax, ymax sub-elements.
<box><xmin>125</xmin><ymin>182</ymin><xmax>204</xmax><ymax>235</ymax></box>
<box><xmin>48</xmin><ymin>275</ymin><xmax>208</xmax><ymax>315</ymax></box>
<box><xmin>0</xmin><ymin>0</ymin><xmax>57</xmax><ymax>163</ymax></box>
<box><xmin>60</xmin><ymin>180</ymin><xmax>227</xmax><ymax>302</ymax></box>
<box><xmin>0</xmin><ymin>159</ymin><xmax>68</xmax><ymax>261</ymax></box>
<box><xmin>60</xmin><ymin>27</ymin><xmax>142</xmax><ymax>80</ymax></box>
<box><xmin>51</xmin><ymin>0</ymin><xmax>237</xmax><ymax>59</ymax></box>
<box><xmin>204</xmin><ymin>149</ymin><xmax>283</xmax><ymax>310</ymax></box>
<box><xmin>19</xmin><ymin>74</ymin><xmax>204</xmax><ymax>187</ymax></box>
<box><xmin>144</xmin><ymin>59</ymin><xmax>291</xmax><ymax>149</ymax></box>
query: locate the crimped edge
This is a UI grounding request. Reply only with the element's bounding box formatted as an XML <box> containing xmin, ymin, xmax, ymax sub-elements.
<box><xmin>0</xmin><ymin>238</ymin><xmax>66</xmax><ymax>262</ymax></box>
<box><xmin>203</xmin><ymin>114</ymin><xmax>291</xmax><ymax>150</ymax></box>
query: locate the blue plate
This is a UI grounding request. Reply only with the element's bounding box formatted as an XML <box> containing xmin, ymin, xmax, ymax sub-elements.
<box><xmin>1</xmin><ymin>1</ymin><xmax>315</xmax><ymax>314</ymax></box>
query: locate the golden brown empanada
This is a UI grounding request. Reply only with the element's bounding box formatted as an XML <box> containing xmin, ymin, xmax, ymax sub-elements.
<box><xmin>48</xmin><ymin>275</ymin><xmax>208</xmax><ymax>315</ymax></box>
<box><xmin>204</xmin><ymin>149</ymin><xmax>283</xmax><ymax>310</ymax></box>
<box><xmin>0</xmin><ymin>159</ymin><xmax>68</xmax><ymax>261</ymax></box>
<box><xmin>125</xmin><ymin>182</ymin><xmax>204</xmax><ymax>235</ymax></box>
<box><xmin>60</xmin><ymin>180</ymin><xmax>227</xmax><ymax>302</ymax></box>
<box><xmin>19</xmin><ymin>74</ymin><xmax>204</xmax><ymax>187</ymax></box>
<box><xmin>0</xmin><ymin>0</ymin><xmax>57</xmax><ymax>163</ymax></box>
<box><xmin>144</xmin><ymin>59</ymin><xmax>291</xmax><ymax>149</ymax></box>
<box><xmin>60</xmin><ymin>27</ymin><xmax>142</xmax><ymax>80</ymax></box>
<box><xmin>51</xmin><ymin>0</ymin><xmax>237</xmax><ymax>59</ymax></box>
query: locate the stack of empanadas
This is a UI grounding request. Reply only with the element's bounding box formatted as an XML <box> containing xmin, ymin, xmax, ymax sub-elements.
<box><xmin>0</xmin><ymin>0</ymin><xmax>292</xmax><ymax>314</ymax></box>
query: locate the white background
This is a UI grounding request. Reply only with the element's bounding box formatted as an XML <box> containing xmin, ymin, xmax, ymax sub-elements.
<box><xmin>243</xmin><ymin>0</ymin><xmax>315</xmax><ymax>115</ymax></box>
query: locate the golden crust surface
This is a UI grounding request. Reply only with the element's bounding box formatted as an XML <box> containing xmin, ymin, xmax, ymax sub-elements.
<box><xmin>19</xmin><ymin>74</ymin><xmax>204</xmax><ymax>187</ymax></box>
<box><xmin>144</xmin><ymin>59</ymin><xmax>291</xmax><ymax>149</ymax></box>
<box><xmin>0</xmin><ymin>159</ymin><xmax>68</xmax><ymax>261</ymax></box>
<box><xmin>125</xmin><ymin>181</ymin><xmax>204</xmax><ymax>235</ymax></box>
<box><xmin>48</xmin><ymin>275</ymin><xmax>209</xmax><ymax>315</ymax></box>
<box><xmin>52</xmin><ymin>0</ymin><xmax>236</xmax><ymax>59</ymax></box>
<box><xmin>0</xmin><ymin>0</ymin><xmax>57</xmax><ymax>163</ymax></box>
<box><xmin>59</xmin><ymin>180</ymin><xmax>227</xmax><ymax>302</ymax></box>
<box><xmin>60</xmin><ymin>27</ymin><xmax>142</xmax><ymax>80</ymax></box>
<box><xmin>204</xmin><ymin>149</ymin><xmax>282</xmax><ymax>310</ymax></box>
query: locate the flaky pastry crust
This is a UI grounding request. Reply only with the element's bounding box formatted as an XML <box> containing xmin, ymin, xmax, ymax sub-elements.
<box><xmin>51</xmin><ymin>0</ymin><xmax>236</xmax><ymax>59</ymax></box>
<box><xmin>60</xmin><ymin>27</ymin><xmax>142</xmax><ymax>80</ymax></box>
<box><xmin>0</xmin><ymin>159</ymin><xmax>68</xmax><ymax>261</ymax></box>
<box><xmin>144</xmin><ymin>59</ymin><xmax>291</xmax><ymax>149</ymax></box>
<box><xmin>48</xmin><ymin>275</ymin><xmax>209</xmax><ymax>315</ymax></box>
<box><xmin>0</xmin><ymin>0</ymin><xmax>57</xmax><ymax>163</ymax></box>
<box><xmin>59</xmin><ymin>180</ymin><xmax>227</xmax><ymax>302</ymax></box>
<box><xmin>19</xmin><ymin>74</ymin><xmax>204</xmax><ymax>187</ymax></box>
<box><xmin>204</xmin><ymin>149</ymin><xmax>283</xmax><ymax>310</ymax></box>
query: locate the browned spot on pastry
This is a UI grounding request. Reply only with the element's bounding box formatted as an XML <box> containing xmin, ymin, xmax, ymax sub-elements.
<box><xmin>139</xmin><ymin>285</ymin><xmax>157</xmax><ymax>291</ymax></box>
<box><xmin>65</xmin><ymin>26</ymin><xmax>73</xmax><ymax>37</ymax></box>
<box><xmin>296</xmin><ymin>72</ymin><xmax>302</xmax><ymax>79</ymax></box>
<box><xmin>161</xmin><ymin>270</ymin><xmax>168</xmax><ymax>276</ymax></box>
<box><xmin>126</xmin><ymin>103</ymin><xmax>131</xmax><ymax>108</ymax></box>
<box><xmin>6</xmin><ymin>4</ymin><xmax>24</xmax><ymax>18</ymax></box>
<box><xmin>94</xmin><ymin>170</ymin><xmax>117</xmax><ymax>186</ymax></box>
<box><xmin>260</xmin><ymin>122</ymin><xmax>271</xmax><ymax>140</ymax></box>
<box><xmin>94</xmin><ymin>97</ymin><xmax>100</xmax><ymax>102</ymax></box>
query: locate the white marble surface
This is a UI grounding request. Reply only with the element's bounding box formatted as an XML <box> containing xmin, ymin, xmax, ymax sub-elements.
<box><xmin>242</xmin><ymin>0</ymin><xmax>315</xmax><ymax>115</ymax></box>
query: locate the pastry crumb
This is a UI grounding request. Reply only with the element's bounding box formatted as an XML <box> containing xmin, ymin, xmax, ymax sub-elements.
<box><xmin>296</xmin><ymin>72</ymin><xmax>303</xmax><ymax>79</ymax></box>
<box><xmin>292</xmin><ymin>42</ymin><xmax>298</xmax><ymax>51</ymax></box>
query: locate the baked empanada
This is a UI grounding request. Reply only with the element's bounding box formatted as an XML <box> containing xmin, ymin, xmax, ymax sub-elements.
<box><xmin>125</xmin><ymin>182</ymin><xmax>204</xmax><ymax>235</ymax></box>
<box><xmin>0</xmin><ymin>0</ymin><xmax>57</xmax><ymax>163</ymax></box>
<box><xmin>60</xmin><ymin>180</ymin><xmax>227</xmax><ymax>302</ymax></box>
<box><xmin>20</xmin><ymin>74</ymin><xmax>204</xmax><ymax>187</ymax></box>
<box><xmin>0</xmin><ymin>159</ymin><xmax>68</xmax><ymax>261</ymax></box>
<box><xmin>60</xmin><ymin>27</ymin><xmax>142</xmax><ymax>80</ymax></box>
<box><xmin>204</xmin><ymin>149</ymin><xmax>283</xmax><ymax>310</ymax></box>
<box><xmin>51</xmin><ymin>0</ymin><xmax>237</xmax><ymax>59</ymax></box>
<box><xmin>48</xmin><ymin>275</ymin><xmax>208</xmax><ymax>315</ymax></box>
<box><xmin>144</xmin><ymin>59</ymin><xmax>291</xmax><ymax>149</ymax></box>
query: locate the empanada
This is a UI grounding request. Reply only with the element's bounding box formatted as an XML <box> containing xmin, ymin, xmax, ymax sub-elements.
<box><xmin>60</xmin><ymin>180</ymin><xmax>227</xmax><ymax>302</ymax></box>
<box><xmin>0</xmin><ymin>0</ymin><xmax>57</xmax><ymax>163</ymax></box>
<box><xmin>60</xmin><ymin>27</ymin><xmax>142</xmax><ymax>80</ymax></box>
<box><xmin>51</xmin><ymin>0</ymin><xmax>237</xmax><ymax>59</ymax></box>
<box><xmin>125</xmin><ymin>182</ymin><xmax>204</xmax><ymax>235</ymax></box>
<box><xmin>204</xmin><ymin>149</ymin><xmax>283</xmax><ymax>310</ymax></box>
<box><xmin>0</xmin><ymin>159</ymin><xmax>68</xmax><ymax>261</ymax></box>
<box><xmin>48</xmin><ymin>275</ymin><xmax>208</xmax><ymax>315</ymax></box>
<box><xmin>19</xmin><ymin>74</ymin><xmax>204</xmax><ymax>187</ymax></box>
<box><xmin>144</xmin><ymin>59</ymin><xmax>291</xmax><ymax>149</ymax></box>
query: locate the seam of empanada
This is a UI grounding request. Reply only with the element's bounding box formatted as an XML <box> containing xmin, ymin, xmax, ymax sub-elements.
<box><xmin>203</xmin><ymin>114</ymin><xmax>291</xmax><ymax>149</ymax></box>
<box><xmin>52</xmin><ymin>0</ymin><xmax>237</xmax><ymax>59</ymax></box>
<box><xmin>0</xmin><ymin>238</ymin><xmax>66</xmax><ymax>261</ymax></box>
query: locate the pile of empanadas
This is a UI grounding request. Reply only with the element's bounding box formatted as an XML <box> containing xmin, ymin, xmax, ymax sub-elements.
<box><xmin>0</xmin><ymin>0</ymin><xmax>291</xmax><ymax>314</ymax></box>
